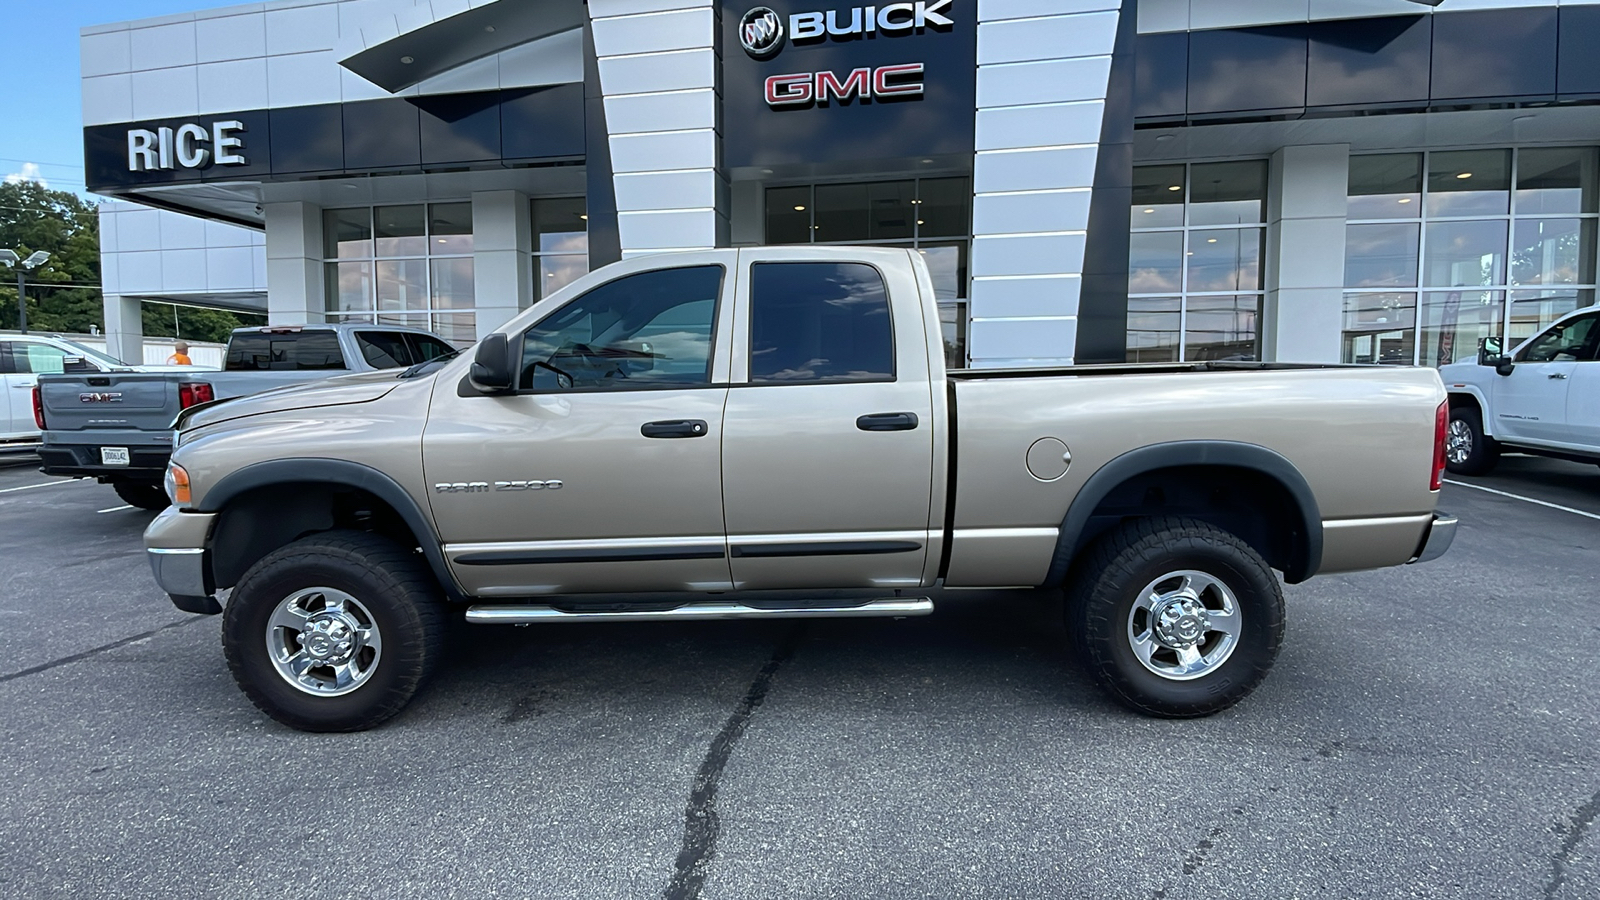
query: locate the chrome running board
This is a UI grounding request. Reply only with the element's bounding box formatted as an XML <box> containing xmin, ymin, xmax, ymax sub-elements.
<box><xmin>464</xmin><ymin>597</ymin><xmax>934</xmax><ymax>625</ymax></box>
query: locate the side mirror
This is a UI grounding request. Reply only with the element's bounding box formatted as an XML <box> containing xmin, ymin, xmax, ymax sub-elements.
<box><xmin>1475</xmin><ymin>337</ymin><xmax>1502</xmax><ymax>367</ymax></box>
<box><xmin>468</xmin><ymin>333</ymin><xmax>513</xmax><ymax>393</ymax></box>
<box><xmin>1476</xmin><ymin>337</ymin><xmax>1515</xmax><ymax>375</ymax></box>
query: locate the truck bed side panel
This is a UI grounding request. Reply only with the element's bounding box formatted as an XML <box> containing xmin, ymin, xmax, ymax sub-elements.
<box><xmin>945</xmin><ymin>367</ymin><xmax>1445</xmax><ymax>586</ymax></box>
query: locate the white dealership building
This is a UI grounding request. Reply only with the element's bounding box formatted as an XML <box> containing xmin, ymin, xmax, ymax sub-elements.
<box><xmin>80</xmin><ymin>0</ymin><xmax>1600</xmax><ymax>367</ymax></box>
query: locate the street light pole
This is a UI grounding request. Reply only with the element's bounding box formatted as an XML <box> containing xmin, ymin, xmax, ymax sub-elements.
<box><xmin>0</xmin><ymin>249</ymin><xmax>50</xmax><ymax>334</ymax></box>
<box><xmin>15</xmin><ymin>265</ymin><xmax>26</xmax><ymax>334</ymax></box>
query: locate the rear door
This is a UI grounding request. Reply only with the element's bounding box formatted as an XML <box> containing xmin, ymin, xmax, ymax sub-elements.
<box><xmin>1493</xmin><ymin>312</ymin><xmax>1599</xmax><ymax>444</ymax></box>
<box><xmin>423</xmin><ymin>254</ymin><xmax>738</xmax><ymax>595</ymax></box>
<box><xmin>719</xmin><ymin>250</ymin><xmax>937</xmax><ymax>591</ymax></box>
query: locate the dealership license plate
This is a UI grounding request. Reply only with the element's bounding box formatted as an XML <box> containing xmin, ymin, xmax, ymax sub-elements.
<box><xmin>100</xmin><ymin>447</ymin><xmax>130</xmax><ymax>466</ymax></box>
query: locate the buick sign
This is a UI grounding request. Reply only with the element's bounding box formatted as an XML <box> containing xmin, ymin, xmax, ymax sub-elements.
<box><xmin>740</xmin><ymin>7</ymin><xmax>785</xmax><ymax>59</ymax></box>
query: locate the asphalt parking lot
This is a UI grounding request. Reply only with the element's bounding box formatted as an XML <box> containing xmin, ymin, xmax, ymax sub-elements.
<box><xmin>0</xmin><ymin>454</ymin><xmax>1596</xmax><ymax>899</ymax></box>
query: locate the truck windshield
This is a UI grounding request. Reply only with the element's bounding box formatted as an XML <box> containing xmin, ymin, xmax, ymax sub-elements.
<box><xmin>56</xmin><ymin>340</ymin><xmax>127</xmax><ymax>369</ymax></box>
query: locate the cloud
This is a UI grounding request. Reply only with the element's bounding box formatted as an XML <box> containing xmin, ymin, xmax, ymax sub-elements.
<box><xmin>4</xmin><ymin>162</ymin><xmax>48</xmax><ymax>188</ymax></box>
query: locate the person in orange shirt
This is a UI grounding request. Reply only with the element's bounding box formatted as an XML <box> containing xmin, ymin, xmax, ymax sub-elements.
<box><xmin>166</xmin><ymin>341</ymin><xmax>192</xmax><ymax>366</ymax></box>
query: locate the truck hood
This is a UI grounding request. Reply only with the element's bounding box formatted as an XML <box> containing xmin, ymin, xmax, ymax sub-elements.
<box><xmin>178</xmin><ymin>369</ymin><xmax>406</xmax><ymax>430</ymax></box>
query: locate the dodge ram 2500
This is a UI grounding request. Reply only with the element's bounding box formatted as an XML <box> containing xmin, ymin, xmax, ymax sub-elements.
<box><xmin>144</xmin><ymin>247</ymin><xmax>1457</xmax><ymax>731</ymax></box>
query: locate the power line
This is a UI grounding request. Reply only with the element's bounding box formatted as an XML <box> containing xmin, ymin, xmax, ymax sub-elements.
<box><xmin>0</xmin><ymin>157</ymin><xmax>86</xmax><ymax>172</ymax></box>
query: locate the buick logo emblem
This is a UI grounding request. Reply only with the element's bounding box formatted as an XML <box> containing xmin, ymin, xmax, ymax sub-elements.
<box><xmin>740</xmin><ymin>7</ymin><xmax>785</xmax><ymax>59</ymax></box>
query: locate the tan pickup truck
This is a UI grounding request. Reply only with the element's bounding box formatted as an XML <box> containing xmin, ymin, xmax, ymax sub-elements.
<box><xmin>145</xmin><ymin>247</ymin><xmax>1456</xmax><ymax>732</ymax></box>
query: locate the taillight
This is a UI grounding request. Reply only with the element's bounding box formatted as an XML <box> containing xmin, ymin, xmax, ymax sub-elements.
<box><xmin>178</xmin><ymin>382</ymin><xmax>215</xmax><ymax>409</ymax></box>
<box><xmin>1431</xmin><ymin>400</ymin><xmax>1448</xmax><ymax>491</ymax></box>
<box><xmin>31</xmin><ymin>386</ymin><xmax>45</xmax><ymax>430</ymax></box>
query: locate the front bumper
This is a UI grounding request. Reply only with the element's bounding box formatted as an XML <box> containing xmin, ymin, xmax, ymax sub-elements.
<box><xmin>145</xmin><ymin>506</ymin><xmax>220</xmax><ymax>614</ymax></box>
<box><xmin>1408</xmin><ymin>512</ymin><xmax>1458</xmax><ymax>564</ymax></box>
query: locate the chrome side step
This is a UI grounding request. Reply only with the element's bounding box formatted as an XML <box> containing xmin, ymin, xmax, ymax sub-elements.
<box><xmin>464</xmin><ymin>597</ymin><xmax>934</xmax><ymax>625</ymax></box>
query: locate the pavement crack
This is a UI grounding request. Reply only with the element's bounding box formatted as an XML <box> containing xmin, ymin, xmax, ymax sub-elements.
<box><xmin>0</xmin><ymin>617</ymin><xmax>207</xmax><ymax>684</ymax></box>
<box><xmin>1544</xmin><ymin>787</ymin><xmax>1600</xmax><ymax>900</ymax></box>
<box><xmin>663</xmin><ymin>625</ymin><xmax>804</xmax><ymax>900</ymax></box>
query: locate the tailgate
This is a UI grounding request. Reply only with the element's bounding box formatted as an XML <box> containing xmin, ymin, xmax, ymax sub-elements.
<box><xmin>37</xmin><ymin>373</ymin><xmax>186</xmax><ymax>432</ymax></box>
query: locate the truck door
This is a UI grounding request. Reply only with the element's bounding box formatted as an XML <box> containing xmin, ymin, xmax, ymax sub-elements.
<box><xmin>1493</xmin><ymin>312</ymin><xmax>1599</xmax><ymax>444</ymax></box>
<box><xmin>720</xmin><ymin>252</ymin><xmax>937</xmax><ymax>590</ymax></box>
<box><xmin>422</xmin><ymin>257</ymin><xmax>737</xmax><ymax>595</ymax></box>
<box><xmin>0</xmin><ymin>341</ymin><xmax>24</xmax><ymax>437</ymax></box>
<box><xmin>1562</xmin><ymin>320</ymin><xmax>1600</xmax><ymax>449</ymax></box>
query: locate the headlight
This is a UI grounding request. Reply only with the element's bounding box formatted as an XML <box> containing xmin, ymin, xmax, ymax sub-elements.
<box><xmin>164</xmin><ymin>462</ymin><xmax>191</xmax><ymax>507</ymax></box>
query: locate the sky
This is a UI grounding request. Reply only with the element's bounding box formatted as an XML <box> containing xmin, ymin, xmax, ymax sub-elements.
<box><xmin>0</xmin><ymin>0</ymin><xmax>230</xmax><ymax>199</ymax></box>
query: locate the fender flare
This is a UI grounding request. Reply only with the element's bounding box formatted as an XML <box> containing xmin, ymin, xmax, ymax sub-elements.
<box><xmin>1043</xmin><ymin>440</ymin><xmax>1323</xmax><ymax>586</ymax></box>
<box><xmin>1446</xmin><ymin>387</ymin><xmax>1494</xmax><ymax>438</ymax></box>
<box><xmin>198</xmin><ymin>458</ymin><xmax>462</xmax><ymax>598</ymax></box>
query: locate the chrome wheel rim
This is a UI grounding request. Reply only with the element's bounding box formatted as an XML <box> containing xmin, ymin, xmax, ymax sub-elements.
<box><xmin>1126</xmin><ymin>570</ymin><xmax>1241</xmax><ymax>681</ymax></box>
<box><xmin>265</xmin><ymin>587</ymin><xmax>382</xmax><ymax>697</ymax></box>
<box><xmin>1446</xmin><ymin>418</ymin><xmax>1473</xmax><ymax>465</ymax></box>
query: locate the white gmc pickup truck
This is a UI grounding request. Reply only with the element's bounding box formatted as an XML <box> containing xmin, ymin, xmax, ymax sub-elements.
<box><xmin>144</xmin><ymin>247</ymin><xmax>1456</xmax><ymax>731</ymax></box>
<box><xmin>1441</xmin><ymin>306</ymin><xmax>1600</xmax><ymax>474</ymax></box>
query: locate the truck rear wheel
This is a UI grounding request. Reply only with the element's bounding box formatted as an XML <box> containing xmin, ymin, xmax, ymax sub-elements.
<box><xmin>222</xmin><ymin>530</ymin><xmax>445</xmax><ymax>732</ymax></box>
<box><xmin>112</xmin><ymin>480</ymin><xmax>169</xmax><ymax>510</ymax></box>
<box><xmin>1445</xmin><ymin>406</ymin><xmax>1499</xmax><ymax>475</ymax></box>
<box><xmin>1066</xmin><ymin>517</ymin><xmax>1284</xmax><ymax>718</ymax></box>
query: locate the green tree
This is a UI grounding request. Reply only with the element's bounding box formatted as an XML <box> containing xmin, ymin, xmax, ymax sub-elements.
<box><xmin>0</xmin><ymin>180</ymin><xmax>102</xmax><ymax>332</ymax></box>
<box><xmin>1</xmin><ymin>181</ymin><xmax>265</xmax><ymax>345</ymax></box>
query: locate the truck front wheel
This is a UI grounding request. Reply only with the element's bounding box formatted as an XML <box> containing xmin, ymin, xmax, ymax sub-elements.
<box><xmin>221</xmin><ymin>531</ymin><xmax>446</xmax><ymax>732</ymax></box>
<box><xmin>1445</xmin><ymin>405</ymin><xmax>1499</xmax><ymax>475</ymax></box>
<box><xmin>1066</xmin><ymin>517</ymin><xmax>1284</xmax><ymax>718</ymax></box>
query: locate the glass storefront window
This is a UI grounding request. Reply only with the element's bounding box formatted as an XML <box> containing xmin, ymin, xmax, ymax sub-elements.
<box><xmin>1131</xmin><ymin>165</ymin><xmax>1186</xmax><ymax>228</ymax></box>
<box><xmin>531</xmin><ymin>197</ymin><xmax>589</xmax><ymax>302</ymax></box>
<box><xmin>1419</xmin><ymin>289</ymin><xmax>1502</xmax><ymax>368</ymax></box>
<box><xmin>1348</xmin><ymin>154</ymin><xmax>1422</xmax><ymax>220</ymax></box>
<box><xmin>815</xmin><ymin>181</ymin><xmax>915</xmax><ymax>241</ymax></box>
<box><xmin>1188</xmin><ymin>161</ymin><xmax>1267</xmax><ymax>226</ymax></box>
<box><xmin>1342</xmin><ymin>292</ymin><xmax>1416</xmax><ymax>365</ymax></box>
<box><xmin>1185</xmin><ymin>295</ymin><xmax>1260</xmax><ymax>361</ymax></box>
<box><xmin>430</xmin><ymin>202</ymin><xmax>474</xmax><ymax>254</ymax></box>
<box><xmin>374</xmin><ymin>205</ymin><xmax>426</xmax><ymax>257</ymax></box>
<box><xmin>1426</xmin><ymin>149</ymin><xmax>1511</xmax><ymax>217</ymax></box>
<box><xmin>1515</xmin><ymin>148</ymin><xmax>1597</xmax><ymax>216</ymax></box>
<box><xmin>324</xmin><ymin>208</ymin><xmax>372</xmax><ymax>259</ymax></box>
<box><xmin>1186</xmin><ymin>228</ymin><xmax>1261</xmax><ymax>293</ymax></box>
<box><xmin>1509</xmin><ymin>288</ymin><xmax>1595</xmax><ymax>343</ymax></box>
<box><xmin>765</xmin><ymin>177</ymin><xmax>972</xmax><ymax>362</ymax></box>
<box><xmin>1128</xmin><ymin>162</ymin><xmax>1266</xmax><ymax>361</ymax></box>
<box><xmin>1424</xmin><ymin>220</ymin><xmax>1507</xmax><ymax>287</ymax></box>
<box><xmin>1511</xmin><ymin>218</ymin><xmax>1594</xmax><ymax>286</ymax></box>
<box><xmin>917</xmin><ymin>177</ymin><xmax>972</xmax><ymax>238</ymax></box>
<box><xmin>1346</xmin><ymin>147</ymin><xmax>1597</xmax><ymax>365</ymax></box>
<box><xmin>1345</xmin><ymin>223</ymin><xmax>1420</xmax><ymax>287</ymax></box>
<box><xmin>1126</xmin><ymin>296</ymin><xmax>1182</xmax><ymax>362</ymax></box>
<box><xmin>1129</xmin><ymin>231</ymin><xmax>1183</xmax><ymax>294</ymax></box>
<box><xmin>324</xmin><ymin>203</ymin><xmax>477</xmax><ymax>345</ymax></box>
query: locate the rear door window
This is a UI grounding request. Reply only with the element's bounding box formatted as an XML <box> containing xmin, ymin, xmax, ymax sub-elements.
<box><xmin>355</xmin><ymin>331</ymin><xmax>414</xmax><ymax>368</ymax></box>
<box><xmin>226</xmin><ymin>332</ymin><xmax>347</xmax><ymax>370</ymax></box>
<box><xmin>748</xmin><ymin>262</ymin><xmax>894</xmax><ymax>383</ymax></box>
<box><xmin>13</xmin><ymin>343</ymin><xmax>69</xmax><ymax>374</ymax></box>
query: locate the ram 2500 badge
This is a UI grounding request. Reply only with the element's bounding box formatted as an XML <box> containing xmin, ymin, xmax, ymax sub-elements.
<box><xmin>144</xmin><ymin>247</ymin><xmax>1456</xmax><ymax>732</ymax></box>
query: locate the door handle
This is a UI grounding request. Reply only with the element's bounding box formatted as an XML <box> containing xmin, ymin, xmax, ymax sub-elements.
<box><xmin>856</xmin><ymin>412</ymin><xmax>919</xmax><ymax>432</ymax></box>
<box><xmin>1549</xmin><ymin>373</ymin><xmax>1569</xmax><ymax>380</ymax></box>
<box><xmin>641</xmin><ymin>419</ymin><xmax>708</xmax><ymax>438</ymax></box>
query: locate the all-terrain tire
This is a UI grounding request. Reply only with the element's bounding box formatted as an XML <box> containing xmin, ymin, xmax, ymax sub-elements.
<box><xmin>1066</xmin><ymin>516</ymin><xmax>1284</xmax><ymax>718</ymax></box>
<box><xmin>113</xmin><ymin>480</ymin><xmax>169</xmax><ymax>510</ymax></box>
<box><xmin>222</xmin><ymin>530</ymin><xmax>446</xmax><ymax>732</ymax></box>
<box><xmin>1445</xmin><ymin>405</ymin><xmax>1500</xmax><ymax>476</ymax></box>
